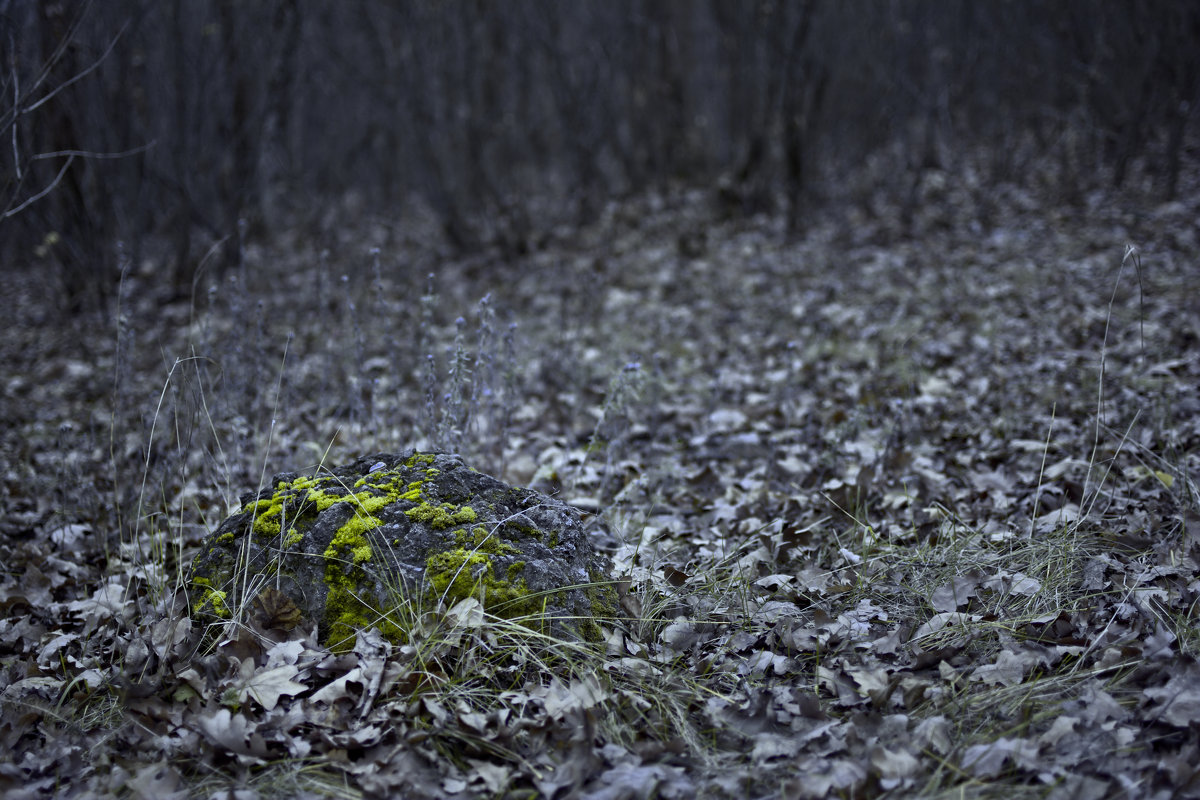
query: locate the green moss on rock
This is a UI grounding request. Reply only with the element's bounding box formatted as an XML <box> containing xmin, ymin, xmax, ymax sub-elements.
<box><xmin>454</xmin><ymin>525</ymin><xmax>519</xmax><ymax>556</ymax></box>
<box><xmin>424</xmin><ymin>547</ymin><xmax>537</xmax><ymax>616</ymax></box>
<box><xmin>190</xmin><ymin>576</ymin><xmax>231</xmax><ymax>619</ymax></box>
<box><xmin>189</xmin><ymin>450</ymin><xmax>617</xmax><ymax>650</ymax></box>
<box><xmin>405</xmin><ymin>500</ymin><xmax>477</xmax><ymax>530</ymax></box>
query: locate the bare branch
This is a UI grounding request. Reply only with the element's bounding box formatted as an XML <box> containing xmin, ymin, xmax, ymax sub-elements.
<box><xmin>20</xmin><ymin>0</ymin><xmax>96</xmax><ymax>106</ymax></box>
<box><xmin>2</xmin><ymin>153</ymin><xmax>74</xmax><ymax>219</ymax></box>
<box><xmin>8</xmin><ymin>35</ymin><xmax>19</xmax><ymax>181</ymax></box>
<box><xmin>23</xmin><ymin>19</ymin><xmax>130</xmax><ymax>117</ymax></box>
<box><xmin>32</xmin><ymin>141</ymin><xmax>157</xmax><ymax>161</ymax></box>
<box><xmin>1</xmin><ymin>4</ymin><xmax>140</xmax><ymax>225</ymax></box>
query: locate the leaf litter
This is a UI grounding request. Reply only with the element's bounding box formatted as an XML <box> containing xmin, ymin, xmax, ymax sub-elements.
<box><xmin>2</xmin><ymin>167</ymin><xmax>1200</xmax><ymax>797</ymax></box>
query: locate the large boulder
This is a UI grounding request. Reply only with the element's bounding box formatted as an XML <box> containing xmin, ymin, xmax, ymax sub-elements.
<box><xmin>188</xmin><ymin>451</ymin><xmax>616</xmax><ymax>650</ymax></box>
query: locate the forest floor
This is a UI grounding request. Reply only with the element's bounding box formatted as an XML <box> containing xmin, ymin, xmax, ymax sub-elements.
<box><xmin>2</xmin><ymin>162</ymin><xmax>1200</xmax><ymax>799</ymax></box>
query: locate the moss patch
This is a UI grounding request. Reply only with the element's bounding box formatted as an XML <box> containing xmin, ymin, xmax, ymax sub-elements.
<box><xmin>424</xmin><ymin>547</ymin><xmax>538</xmax><ymax>617</ymax></box>
<box><xmin>454</xmin><ymin>525</ymin><xmax>520</xmax><ymax>556</ymax></box>
<box><xmin>405</xmin><ymin>501</ymin><xmax>477</xmax><ymax>530</ymax></box>
<box><xmin>190</xmin><ymin>576</ymin><xmax>231</xmax><ymax>619</ymax></box>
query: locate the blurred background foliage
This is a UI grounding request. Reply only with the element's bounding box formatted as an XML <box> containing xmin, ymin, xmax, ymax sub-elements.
<box><xmin>2</xmin><ymin>0</ymin><xmax>1197</xmax><ymax>313</ymax></box>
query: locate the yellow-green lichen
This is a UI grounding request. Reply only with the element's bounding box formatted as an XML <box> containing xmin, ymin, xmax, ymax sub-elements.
<box><xmin>275</xmin><ymin>457</ymin><xmax>461</xmax><ymax>649</ymax></box>
<box><xmin>247</xmin><ymin>482</ymin><xmax>324</xmax><ymax>540</ymax></box>
<box><xmin>454</xmin><ymin>525</ymin><xmax>519</xmax><ymax>556</ymax></box>
<box><xmin>405</xmin><ymin>453</ymin><xmax>437</xmax><ymax>469</ymax></box>
<box><xmin>321</xmin><ymin>508</ymin><xmax>392</xmax><ymax>652</ymax></box>
<box><xmin>424</xmin><ymin>547</ymin><xmax>536</xmax><ymax>616</ymax></box>
<box><xmin>405</xmin><ymin>501</ymin><xmax>477</xmax><ymax>530</ymax></box>
<box><xmin>326</xmin><ymin>514</ymin><xmax>379</xmax><ymax>565</ymax></box>
<box><xmin>190</xmin><ymin>576</ymin><xmax>231</xmax><ymax>619</ymax></box>
<box><xmin>251</xmin><ymin>502</ymin><xmax>284</xmax><ymax>537</ymax></box>
<box><xmin>322</xmin><ymin>564</ymin><xmax>409</xmax><ymax>652</ymax></box>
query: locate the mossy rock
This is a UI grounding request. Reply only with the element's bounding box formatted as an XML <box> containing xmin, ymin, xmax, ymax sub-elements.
<box><xmin>188</xmin><ymin>451</ymin><xmax>617</xmax><ymax>651</ymax></box>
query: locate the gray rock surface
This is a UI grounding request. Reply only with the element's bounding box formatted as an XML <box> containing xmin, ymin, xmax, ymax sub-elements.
<box><xmin>188</xmin><ymin>451</ymin><xmax>616</xmax><ymax>650</ymax></box>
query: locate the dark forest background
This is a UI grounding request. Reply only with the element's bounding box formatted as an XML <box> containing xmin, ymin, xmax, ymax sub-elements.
<box><xmin>3</xmin><ymin>0</ymin><xmax>1198</xmax><ymax>313</ymax></box>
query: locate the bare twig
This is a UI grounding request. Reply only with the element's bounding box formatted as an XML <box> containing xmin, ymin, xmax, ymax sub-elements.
<box><xmin>31</xmin><ymin>142</ymin><xmax>156</xmax><ymax>161</ymax></box>
<box><xmin>20</xmin><ymin>19</ymin><xmax>130</xmax><ymax>117</ymax></box>
<box><xmin>1</xmin><ymin>8</ymin><xmax>144</xmax><ymax>222</ymax></box>
<box><xmin>2</xmin><ymin>153</ymin><xmax>73</xmax><ymax>219</ymax></box>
